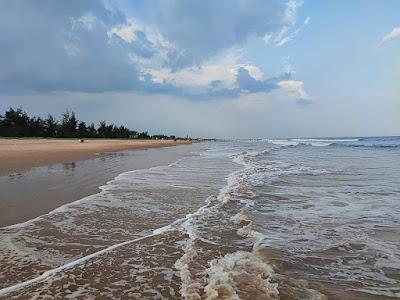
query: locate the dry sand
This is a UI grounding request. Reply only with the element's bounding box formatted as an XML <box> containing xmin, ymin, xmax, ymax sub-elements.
<box><xmin>0</xmin><ymin>138</ymin><xmax>193</xmax><ymax>176</ymax></box>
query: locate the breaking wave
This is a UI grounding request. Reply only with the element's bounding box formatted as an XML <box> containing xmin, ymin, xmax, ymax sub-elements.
<box><xmin>263</xmin><ymin>138</ymin><xmax>360</xmax><ymax>147</ymax></box>
<box><xmin>264</xmin><ymin>136</ymin><xmax>400</xmax><ymax>150</ymax></box>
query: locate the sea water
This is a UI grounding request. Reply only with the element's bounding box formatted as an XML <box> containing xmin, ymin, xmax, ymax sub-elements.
<box><xmin>0</xmin><ymin>137</ymin><xmax>399</xmax><ymax>299</ymax></box>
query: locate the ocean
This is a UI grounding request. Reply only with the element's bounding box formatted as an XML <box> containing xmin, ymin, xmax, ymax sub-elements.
<box><xmin>0</xmin><ymin>137</ymin><xmax>399</xmax><ymax>299</ymax></box>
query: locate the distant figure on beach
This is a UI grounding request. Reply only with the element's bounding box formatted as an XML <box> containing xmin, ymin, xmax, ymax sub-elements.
<box><xmin>80</xmin><ymin>139</ymin><xmax>84</xmax><ymax>143</ymax></box>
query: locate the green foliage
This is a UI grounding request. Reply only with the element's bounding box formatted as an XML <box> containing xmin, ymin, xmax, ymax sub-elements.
<box><xmin>45</xmin><ymin>114</ymin><xmax>58</xmax><ymax>137</ymax></box>
<box><xmin>0</xmin><ymin>107</ymin><xmax>172</xmax><ymax>139</ymax></box>
<box><xmin>0</xmin><ymin>107</ymin><xmax>30</xmax><ymax>136</ymax></box>
<box><xmin>77</xmin><ymin>121</ymin><xmax>88</xmax><ymax>138</ymax></box>
<box><xmin>152</xmin><ymin>134</ymin><xmax>176</xmax><ymax>140</ymax></box>
<box><xmin>60</xmin><ymin>110</ymin><xmax>78</xmax><ymax>137</ymax></box>
<box><xmin>136</xmin><ymin>131</ymin><xmax>149</xmax><ymax>139</ymax></box>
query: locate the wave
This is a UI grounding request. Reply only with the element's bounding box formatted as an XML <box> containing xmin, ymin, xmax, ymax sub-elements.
<box><xmin>0</xmin><ymin>220</ymin><xmax>179</xmax><ymax>296</ymax></box>
<box><xmin>264</xmin><ymin>139</ymin><xmax>334</xmax><ymax>147</ymax></box>
<box><xmin>264</xmin><ymin>138</ymin><xmax>363</xmax><ymax>147</ymax></box>
<box><xmin>0</xmin><ymin>155</ymin><xmax>209</xmax><ymax>296</ymax></box>
<box><xmin>173</xmin><ymin>148</ymin><xmax>280</xmax><ymax>299</ymax></box>
<box><xmin>177</xmin><ymin>142</ymin><xmax>399</xmax><ymax>299</ymax></box>
<box><xmin>204</xmin><ymin>251</ymin><xmax>279</xmax><ymax>300</ymax></box>
<box><xmin>1</xmin><ymin>158</ymin><xmax>186</xmax><ymax>230</ymax></box>
<box><xmin>264</xmin><ymin>137</ymin><xmax>400</xmax><ymax>149</ymax></box>
<box><xmin>292</xmin><ymin>138</ymin><xmax>359</xmax><ymax>142</ymax></box>
<box><xmin>332</xmin><ymin>143</ymin><xmax>400</xmax><ymax>149</ymax></box>
<box><xmin>174</xmin><ymin>195</ymin><xmax>217</xmax><ymax>299</ymax></box>
<box><xmin>0</xmin><ymin>192</ymin><xmax>216</xmax><ymax>297</ymax></box>
<box><xmin>350</xmin><ymin>287</ymin><xmax>400</xmax><ymax>298</ymax></box>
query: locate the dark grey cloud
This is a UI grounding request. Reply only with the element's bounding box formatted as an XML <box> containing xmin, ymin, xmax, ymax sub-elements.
<box><xmin>237</xmin><ymin>67</ymin><xmax>278</xmax><ymax>92</ymax></box>
<box><xmin>0</xmin><ymin>0</ymin><xmax>299</xmax><ymax>98</ymax></box>
<box><xmin>146</xmin><ymin>0</ymin><xmax>289</xmax><ymax>67</ymax></box>
<box><xmin>0</xmin><ymin>0</ymin><xmax>141</xmax><ymax>93</ymax></box>
<box><xmin>198</xmin><ymin>68</ymin><xmax>291</xmax><ymax>99</ymax></box>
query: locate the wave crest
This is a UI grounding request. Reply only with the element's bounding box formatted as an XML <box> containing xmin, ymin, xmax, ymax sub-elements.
<box><xmin>204</xmin><ymin>251</ymin><xmax>279</xmax><ymax>300</ymax></box>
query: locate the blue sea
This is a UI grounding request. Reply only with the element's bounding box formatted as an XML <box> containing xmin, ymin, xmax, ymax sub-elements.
<box><xmin>0</xmin><ymin>136</ymin><xmax>399</xmax><ymax>299</ymax></box>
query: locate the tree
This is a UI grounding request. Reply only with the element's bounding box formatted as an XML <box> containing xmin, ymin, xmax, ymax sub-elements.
<box><xmin>137</xmin><ymin>131</ymin><xmax>150</xmax><ymax>139</ymax></box>
<box><xmin>0</xmin><ymin>107</ymin><xmax>30</xmax><ymax>136</ymax></box>
<box><xmin>60</xmin><ymin>110</ymin><xmax>78</xmax><ymax>137</ymax></box>
<box><xmin>77</xmin><ymin>121</ymin><xmax>87</xmax><ymax>138</ymax></box>
<box><xmin>0</xmin><ymin>107</ymin><xmax>168</xmax><ymax>140</ymax></box>
<box><xmin>28</xmin><ymin>116</ymin><xmax>44</xmax><ymax>137</ymax></box>
<box><xmin>112</xmin><ymin>125</ymin><xmax>130</xmax><ymax>138</ymax></box>
<box><xmin>45</xmin><ymin>114</ymin><xmax>58</xmax><ymax>137</ymax></box>
<box><xmin>87</xmin><ymin>123</ymin><xmax>97</xmax><ymax>138</ymax></box>
<box><xmin>97</xmin><ymin>120</ymin><xmax>115</xmax><ymax>138</ymax></box>
<box><xmin>97</xmin><ymin>120</ymin><xmax>108</xmax><ymax>138</ymax></box>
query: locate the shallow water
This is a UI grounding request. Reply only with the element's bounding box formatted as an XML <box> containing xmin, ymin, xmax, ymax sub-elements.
<box><xmin>0</xmin><ymin>138</ymin><xmax>399</xmax><ymax>299</ymax></box>
<box><xmin>0</xmin><ymin>144</ymin><xmax>196</xmax><ymax>227</ymax></box>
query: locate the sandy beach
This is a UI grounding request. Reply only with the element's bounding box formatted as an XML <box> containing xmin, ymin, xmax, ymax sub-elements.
<box><xmin>0</xmin><ymin>138</ymin><xmax>193</xmax><ymax>176</ymax></box>
<box><xmin>0</xmin><ymin>141</ymin><xmax>200</xmax><ymax>227</ymax></box>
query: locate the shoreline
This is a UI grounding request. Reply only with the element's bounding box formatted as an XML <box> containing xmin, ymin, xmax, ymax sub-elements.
<box><xmin>0</xmin><ymin>141</ymin><xmax>202</xmax><ymax>227</ymax></box>
<box><xmin>0</xmin><ymin>138</ymin><xmax>194</xmax><ymax>176</ymax></box>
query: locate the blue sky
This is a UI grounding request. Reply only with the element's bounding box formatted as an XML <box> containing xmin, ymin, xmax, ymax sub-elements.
<box><xmin>0</xmin><ymin>0</ymin><xmax>399</xmax><ymax>138</ymax></box>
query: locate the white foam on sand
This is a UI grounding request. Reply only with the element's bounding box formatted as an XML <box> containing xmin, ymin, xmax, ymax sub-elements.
<box><xmin>204</xmin><ymin>251</ymin><xmax>279</xmax><ymax>300</ymax></box>
<box><xmin>174</xmin><ymin>148</ymin><xmax>280</xmax><ymax>299</ymax></box>
<box><xmin>0</xmin><ymin>211</ymin><xmax>194</xmax><ymax>296</ymax></box>
<box><xmin>174</xmin><ymin>196</ymin><xmax>216</xmax><ymax>299</ymax></box>
<box><xmin>0</xmin><ymin>159</ymin><xmax>212</xmax><ymax>297</ymax></box>
<box><xmin>217</xmin><ymin>149</ymin><xmax>261</xmax><ymax>204</ymax></box>
<box><xmin>173</xmin><ymin>149</ymin><xmax>268</xmax><ymax>299</ymax></box>
<box><xmin>0</xmin><ymin>234</ymin><xmax>153</xmax><ymax>296</ymax></box>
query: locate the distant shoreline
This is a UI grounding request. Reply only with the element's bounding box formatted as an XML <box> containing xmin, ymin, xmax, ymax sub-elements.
<box><xmin>0</xmin><ymin>138</ymin><xmax>195</xmax><ymax>176</ymax></box>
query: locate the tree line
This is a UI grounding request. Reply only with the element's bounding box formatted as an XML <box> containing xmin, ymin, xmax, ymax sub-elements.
<box><xmin>0</xmin><ymin>107</ymin><xmax>176</xmax><ymax>139</ymax></box>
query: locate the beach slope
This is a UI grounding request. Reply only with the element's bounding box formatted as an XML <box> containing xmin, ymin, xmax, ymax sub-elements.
<box><xmin>0</xmin><ymin>139</ymin><xmax>192</xmax><ymax>176</ymax></box>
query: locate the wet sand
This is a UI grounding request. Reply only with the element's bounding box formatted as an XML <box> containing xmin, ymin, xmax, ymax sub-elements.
<box><xmin>0</xmin><ymin>142</ymin><xmax>201</xmax><ymax>227</ymax></box>
<box><xmin>0</xmin><ymin>138</ymin><xmax>193</xmax><ymax>176</ymax></box>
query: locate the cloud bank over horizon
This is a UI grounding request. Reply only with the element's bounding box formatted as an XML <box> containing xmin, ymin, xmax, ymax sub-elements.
<box><xmin>0</xmin><ymin>0</ymin><xmax>399</xmax><ymax>138</ymax></box>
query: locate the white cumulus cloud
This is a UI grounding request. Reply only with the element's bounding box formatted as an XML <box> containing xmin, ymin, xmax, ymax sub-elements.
<box><xmin>277</xmin><ymin>80</ymin><xmax>312</xmax><ymax>100</ymax></box>
<box><xmin>140</xmin><ymin>49</ymin><xmax>264</xmax><ymax>89</ymax></box>
<box><xmin>381</xmin><ymin>27</ymin><xmax>400</xmax><ymax>44</ymax></box>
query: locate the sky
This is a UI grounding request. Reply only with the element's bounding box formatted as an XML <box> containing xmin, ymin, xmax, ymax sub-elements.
<box><xmin>0</xmin><ymin>0</ymin><xmax>399</xmax><ymax>139</ymax></box>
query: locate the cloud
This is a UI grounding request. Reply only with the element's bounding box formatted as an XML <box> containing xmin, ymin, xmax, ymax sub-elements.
<box><xmin>140</xmin><ymin>49</ymin><xmax>263</xmax><ymax>90</ymax></box>
<box><xmin>108</xmin><ymin>21</ymin><xmax>140</xmax><ymax>43</ymax></box>
<box><xmin>277</xmin><ymin>80</ymin><xmax>311</xmax><ymax>100</ymax></box>
<box><xmin>381</xmin><ymin>27</ymin><xmax>400</xmax><ymax>44</ymax></box>
<box><xmin>145</xmin><ymin>0</ymin><xmax>300</xmax><ymax>67</ymax></box>
<box><xmin>107</xmin><ymin>18</ymin><xmax>177</xmax><ymax>72</ymax></box>
<box><xmin>236</xmin><ymin>68</ymin><xmax>277</xmax><ymax>92</ymax></box>
<box><xmin>75</xmin><ymin>13</ymin><xmax>97</xmax><ymax>31</ymax></box>
<box><xmin>0</xmin><ymin>0</ymin><xmax>307</xmax><ymax>100</ymax></box>
<box><xmin>64</xmin><ymin>44</ymin><xmax>80</xmax><ymax>56</ymax></box>
<box><xmin>226</xmin><ymin>78</ymin><xmax>313</xmax><ymax>110</ymax></box>
<box><xmin>282</xmin><ymin>56</ymin><xmax>296</xmax><ymax>75</ymax></box>
<box><xmin>282</xmin><ymin>0</ymin><xmax>303</xmax><ymax>25</ymax></box>
<box><xmin>276</xmin><ymin>79</ymin><xmax>314</xmax><ymax>106</ymax></box>
<box><xmin>0</xmin><ymin>0</ymin><xmax>142</xmax><ymax>94</ymax></box>
<box><xmin>265</xmin><ymin>16</ymin><xmax>311</xmax><ymax>47</ymax></box>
